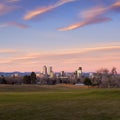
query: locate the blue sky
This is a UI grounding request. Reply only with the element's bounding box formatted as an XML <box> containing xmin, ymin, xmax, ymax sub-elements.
<box><xmin>0</xmin><ymin>0</ymin><xmax>120</xmax><ymax>72</ymax></box>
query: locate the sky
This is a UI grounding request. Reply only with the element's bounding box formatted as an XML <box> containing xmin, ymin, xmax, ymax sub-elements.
<box><xmin>0</xmin><ymin>0</ymin><xmax>120</xmax><ymax>73</ymax></box>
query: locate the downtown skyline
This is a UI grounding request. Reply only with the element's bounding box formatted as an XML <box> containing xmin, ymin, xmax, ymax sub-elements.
<box><xmin>0</xmin><ymin>0</ymin><xmax>120</xmax><ymax>73</ymax></box>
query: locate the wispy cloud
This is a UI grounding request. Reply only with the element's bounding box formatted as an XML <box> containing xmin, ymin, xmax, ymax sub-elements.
<box><xmin>81</xmin><ymin>6</ymin><xmax>107</xmax><ymax>19</ymax></box>
<box><xmin>0</xmin><ymin>3</ymin><xmax>14</xmax><ymax>15</ymax></box>
<box><xmin>24</xmin><ymin>0</ymin><xmax>75</xmax><ymax>20</ymax></box>
<box><xmin>59</xmin><ymin>17</ymin><xmax>111</xmax><ymax>31</ymax></box>
<box><xmin>2</xmin><ymin>45</ymin><xmax>118</xmax><ymax>72</ymax></box>
<box><xmin>0</xmin><ymin>21</ymin><xmax>29</xmax><ymax>29</ymax></box>
<box><xmin>6</xmin><ymin>0</ymin><xmax>20</xmax><ymax>3</ymax></box>
<box><xmin>0</xmin><ymin>0</ymin><xmax>20</xmax><ymax>15</ymax></box>
<box><xmin>5</xmin><ymin>45</ymin><xmax>120</xmax><ymax>63</ymax></box>
<box><xmin>2</xmin><ymin>0</ymin><xmax>20</xmax><ymax>3</ymax></box>
<box><xmin>58</xmin><ymin>45</ymin><xmax>120</xmax><ymax>54</ymax></box>
<box><xmin>110</xmin><ymin>0</ymin><xmax>120</xmax><ymax>10</ymax></box>
<box><xmin>0</xmin><ymin>44</ymin><xmax>119</xmax><ymax>72</ymax></box>
<box><xmin>0</xmin><ymin>48</ymin><xmax>17</xmax><ymax>54</ymax></box>
<box><xmin>59</xmin><ymin>0</ymin><xmax>120</xmax><ymax>31</ymax></box>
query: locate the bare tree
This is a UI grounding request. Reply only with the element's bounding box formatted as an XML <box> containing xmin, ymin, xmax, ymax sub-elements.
<box><xmin>95</xmin><ymin>67</ymin><xmax>119</xmax><ymax>88</ymax></box>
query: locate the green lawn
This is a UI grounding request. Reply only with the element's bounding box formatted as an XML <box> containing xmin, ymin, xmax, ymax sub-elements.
<box><xmin>0</xmin><ymin>85</ymin><xmax>120</xmax><ymax>120</ymax></box>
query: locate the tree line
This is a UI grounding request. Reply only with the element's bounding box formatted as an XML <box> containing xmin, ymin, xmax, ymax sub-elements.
<box><xmin>0</xmin><ymin>67</ymin><xmax>120</xmax><ymax>88</ymax></box>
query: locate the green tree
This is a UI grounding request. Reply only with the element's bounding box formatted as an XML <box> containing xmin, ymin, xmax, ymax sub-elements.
<box><xmin>23</xmin><ymin>75</ymin><xmax>31</xmax><ymax>84</ymax></box>
<box><xmin>0</xmin><ymin>75</ymin><xmax>7</xmax><ymax>84</ymax></box>
<box><xmin>84</xmin><ymin>77</ymin><xmax>92</xmax><ymax>87</ymax></box>
<box><xmin>30</xmin><ymin>72</ymin><xmax>37</xmax><ymax>84</ymax></box>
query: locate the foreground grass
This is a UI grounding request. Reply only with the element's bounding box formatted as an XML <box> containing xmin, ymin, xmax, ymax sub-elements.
<box><xmin>0</xmin><ymin>85</ymin><xmax>120</xmax><ymax>120</ymax></box>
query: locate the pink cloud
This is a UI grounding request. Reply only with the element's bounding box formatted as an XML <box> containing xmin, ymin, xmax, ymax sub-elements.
<box><xmin>0</xmin><ymin>48</ymin><xmax>17</xmax><ymax>54</ymax></box>
<box><xmin>0</xmin><ymin>3</ymin><xmax>11</xmax><ymax>15</ymax></box>
<box><xmin>81</xmin><ymin>6</ymin><xmax>107</xmax><ymax>19</ymax></box>
<box><xmin>24</xmin><ymin>0</ymin><xmax>75</xmax><ymax>20</ymax></box>
<box><xmin>0</xmin><ymin>21</ymin><xmax>29</xmax><ymax>29</ymax></box>
<box><xmin>58</xmin><ymin>17</ymin><xmax>111</xmax><ymax>31</ymax></box>
<box><xmin>110</xmin><ymin>0</ymin><xmax>120</xmax><ymax>10</ymax></box>
<box><xmin>59</xmin><ymin>0</ymin><xmax>120</xmax><ymax>31</ymax></box>
<box><xmin>0</xmin><ymin>45</ymin><xmax>119</xmax><ymax>72</ymax></box>
<box><xmin>6</xmin><ymin>0</ymin><xmax>20</xmax><ymax>3</ymax></box>
<box><xmin>0</xmin><ymin>3</ymin><xmax>17</xmax><ymax>15</ymax></box>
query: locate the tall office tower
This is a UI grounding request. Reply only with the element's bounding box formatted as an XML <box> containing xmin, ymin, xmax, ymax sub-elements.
<box><xmin>48</xmin><ymin>66</ymin><xmax>52</xmax><ymax>75</ymax></box>
<box><xmin>43</xmin><ymin>65</ymin><xmax>47</xmax><ymax>75</ymax></box>
<box><xmin>77</xmin><ymin>67</ymin><xmax>82</xmax><ymax>78</ymax></box>
<box><xmin>61</xmin><ymin>71</ymin><xmax>65</xmax><ymax>77</ymax></box>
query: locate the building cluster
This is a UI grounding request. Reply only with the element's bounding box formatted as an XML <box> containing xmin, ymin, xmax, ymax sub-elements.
<box><xmin>36</xmin><ymin>65</ymin><xmax>83</xmax><ymax>80</ymax></box>
<box><xmin>1</xmin><ymin>66</ymin><xmax>120</xmax><ymax>87</ymax></box>
<box><xmin>0</xmin><ymin>65</ymin><xmax>83</xmax><ymax>83</ymax></box>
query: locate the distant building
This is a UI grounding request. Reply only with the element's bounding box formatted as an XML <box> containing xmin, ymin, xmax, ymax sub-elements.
<box><xmin>43</xmin><ymin>66</ymin><xmax>47</xmax><ymax>75</ymax></box>
<box><xmin>89</xmin><ymin>72</ymin><xmax>96</xmax><ymax>79</ymax></box>
<box><xmin>48</xmin><ymin>66</ymin><xmax>53</xmax><ymax>75</ymax></box>
<box><xmin>40</xmin><ymin>73</ymin><xmax>46</xmax><ymax>78</ymax></box>
<box><xmin>49</xmin><ymin>71</ymin><xmax>55</xmax><ymax>78</ymax></box>
<box><xmin>77</xmin><ymin>67</ymin><xmax>82</xmax><ymax>78</ymax></box>
<box><xmin>36</xmin><ymin>73</ymin><xmax>41</xmax><ymax>77</ymax></box>
<box><xmin>61</xmin><ymin>71</ymin><xmax>66</xmax><ymax>77</ymax></box>
<box><xmin>11</xmin><ymin>73</ymin><xmax>19</xmax><ymax>77</ymax></box>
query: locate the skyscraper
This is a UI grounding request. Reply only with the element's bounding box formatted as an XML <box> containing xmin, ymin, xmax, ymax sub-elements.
<box><xmin>48</xmin><ymin>66</ymin><xmax>52</xmax><ymax>75</ymax></box>
<box><xmin>43</xmin><ymin>65</ymin><xmax>47</xmax><ymax>75</ymax></box>
<box><xmin>77</xmin><ymin>67</ymin><xmax>82</xmax><ymax>78</ymax></box>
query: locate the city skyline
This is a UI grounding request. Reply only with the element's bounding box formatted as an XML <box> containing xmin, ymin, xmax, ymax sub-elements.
<box><xmin>0</xmin><ymin>0</ymin><xmax>120</xmax><ymax>73</ymax></box>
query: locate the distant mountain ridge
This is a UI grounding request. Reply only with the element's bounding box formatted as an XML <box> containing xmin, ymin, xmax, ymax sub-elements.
<box><xmin>0</xmin><ymin>72</ymin><xmax>91</xmax><ymax>77</ymax></box>
<box><xmin>0</xmin><ymin>72</ymin><xmax>31</xmax><ymax>77</ymax></box>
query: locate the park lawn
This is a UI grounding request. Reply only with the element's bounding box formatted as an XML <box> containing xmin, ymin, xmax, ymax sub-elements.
<box><xmin>0</xmin><ymin>85</ymin><xmax>120</xmax><ymax>120</ymax></box>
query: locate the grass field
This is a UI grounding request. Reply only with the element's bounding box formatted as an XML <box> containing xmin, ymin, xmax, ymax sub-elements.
<box><xmin>0</xmin><ymin>85</ymin><xmax>120</xmax><ymax>120</ymax></box>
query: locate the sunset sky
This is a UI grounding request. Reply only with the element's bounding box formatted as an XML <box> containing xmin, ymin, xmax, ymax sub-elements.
<box><xmin>0</xmin><ymin>0</ymin><xmax>120</xmax><ymax>73</ymax></box>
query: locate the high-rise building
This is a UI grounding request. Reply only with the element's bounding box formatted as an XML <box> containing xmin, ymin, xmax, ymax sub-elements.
<box><xmin>48</xmin><ymin>66</ymin><xmax>52</xmax><ymax>75</ymax></box>
<box><xmin>43</xmin><ymin>65</ymin><xmax>47</xmax><ymax>75</ymax></box>
<box><xmin>49</xmin><ymin>71</ymin><xmax>55</xmax><ymax>78</ymax></box>
<box><xmin>77</xmin><ymin>67</ymin><xmax>82</xmax><ymax>78</ymax></box>
<box><xmin>61</xmin><ymin>71</ymin><xmax>65</xmax><ymax>77</ymax></box>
